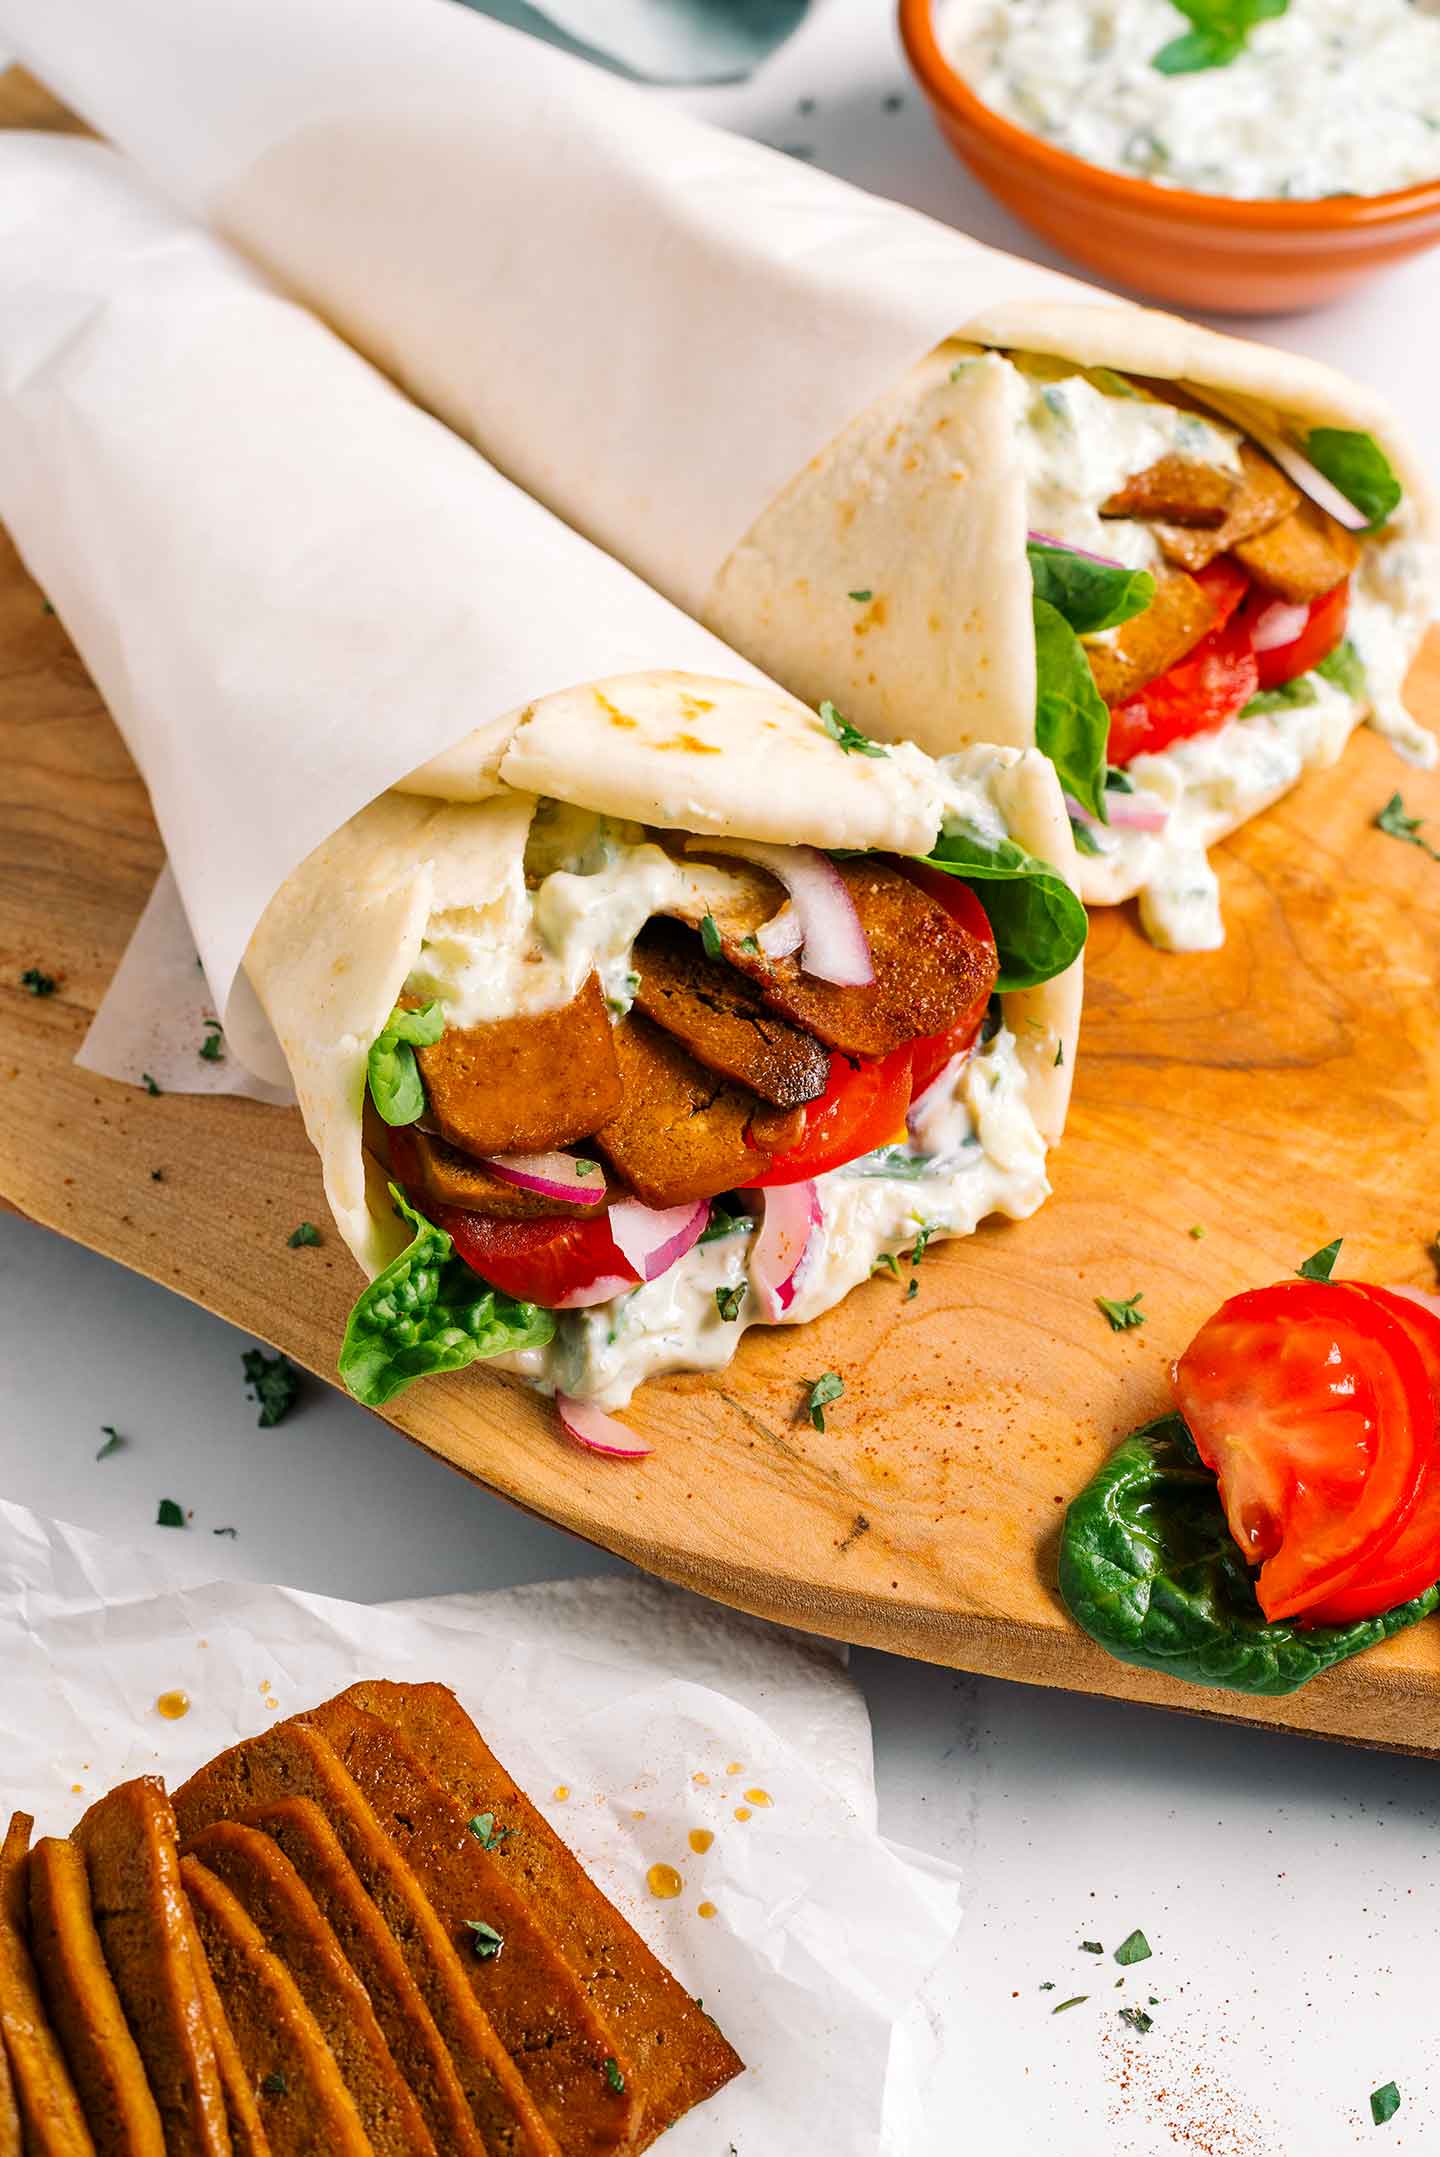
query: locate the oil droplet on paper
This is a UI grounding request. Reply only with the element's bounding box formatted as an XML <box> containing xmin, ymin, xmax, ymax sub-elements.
<box><xmin>552</xmin><ymin>1785</ymin><xmax>570</xmax><ymax>1803</ymax></box>
<box><xmin>258</xmin><ymin>1679</ymin><xmax>271</xmax><ymax>1695</ymax></box>
<box><xmin>631</xmin><ymin>1809</ymin><xmax>647</xmax><ymax>1821</ymax></box>
<box><xmin>70</xmin><ymin>1783</ymin><xmax>84</xmax><ymax>1795</ymax></box>
<box><xmin>697</xmin><ymin>1901</ymin><xmax>717</xmax><ymax>1920</ymax></box>
<box><xmin>647</xmin><ymin>1864</ymin><xmax>683</xmax><ymax>1901</ymax></box>
<box><xmin>155</xmin><ymin>1690</ymin><xmax>191</xmax><ymax>1722</ymax></box>
<box><xmin>691</xmin><ymin>1770</ymin><xmax>710</xmax><ymax>1787</ymax></box>
<box><xmin>744</xmin><ymin>1789</ymin><xmax>773</xmax><ymax>1808</ymax></box>
<box><xmin>734</xmin><ymin>1806</ymin><xmax>752</xmax><ymax>1823</ymax></box>
<box><xmin>726</xmin><ymin>1761</ymin><xmax>743</xmax><ymax>1776</ymax></box>
<box><xmin>688</xmin><ymin>1829</ymin><xmax>714</xmax><ymax>1855</ymax></box>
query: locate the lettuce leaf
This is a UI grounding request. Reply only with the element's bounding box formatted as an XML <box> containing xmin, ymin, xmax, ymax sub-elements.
<box><xmin>366</xmin><ymin>1000</ymin><xmax>444</xmax><ymax>1126</ymax></box>
<box><xmin>924</xmin><ymin>821</ymin><xmax>1088</xmax><ymax>992</ymax></box>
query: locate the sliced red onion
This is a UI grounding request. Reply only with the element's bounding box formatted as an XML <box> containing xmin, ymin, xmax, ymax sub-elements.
<box><xmin>556</xmin><ymin>1394</ymin><xmax>652</xmax><ymax>1458</ymax></box>
<box><xmin>687</xmin><ymin>838</ymin><xmax>873</xmax><ymax>987</ymax></box>
<box><xmin>1027</xmin><ymin>529</ymin><xmax>1126</xmax><ymax>569</ymax></box>
<box><xmin>607</xmin><ymin>1198</ymin><xmax>710</xmax><ymax>1283</ymax></box>
<box><xmin>1068</xmin><ymin>791</ymin><xmax>1168</xmax><ymax>837</ymax></box>
<box><xmin>1181</xmin><ymin>391</ymin><xmax>1371</xmax><ymax>534</ymax></box>
<box><xmin>1250</xmin><ymin>599</ymin><xmax>1310</xmax><ymax>653</ymax></box>
<box><xmin>757</xmin><ymin>903</ymin><xmax>803</xmax><ymax>960</ymax></box>
<box><xmin>750</xmin><ymin>1181</ymin><xmax>822</xmax><ymax>1322</ymax></box>
<box><xmin>482</xmin><ymin>1150</ymin><xmax>605</xmax><ymax>1207</ymax></box>
<box><xmin>550</xmin><ymin>1271</ymin><xmax>637</xmax><ymax>1310</ymax></box>
<box><xmin>1385</xmin><ymin>1284</ymin><xmax>1440</xmax><ymax>1320</ymax></box>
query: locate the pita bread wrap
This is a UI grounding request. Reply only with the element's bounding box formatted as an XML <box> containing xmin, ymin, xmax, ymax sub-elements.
<box><xmin>4</xmin><ymin>0</ymin><xmax>1431</xmax><ymax>952</ymax></box>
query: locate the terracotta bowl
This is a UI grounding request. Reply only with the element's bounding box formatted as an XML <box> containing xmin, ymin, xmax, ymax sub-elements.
<box><xmin>899</xmin><ymin>0</ymin><xmax>1440</xmax><ymax>315</ymax></box>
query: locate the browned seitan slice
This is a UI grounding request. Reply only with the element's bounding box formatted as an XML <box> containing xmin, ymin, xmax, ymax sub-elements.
<box><xmin>234</xmin><ymin>1801</ymin><xmax>485</xmax><ymax>2157</ymax></box>
<box><xmin>336</xmin><ymin>1683</ymin><xmax>745</xmax><ymax>2153</ymax></box>
<box><xmin>632</xmin><ymin>921</ymin><xmax>830</xmax><ymax>1108</ymax></box>
<box><xmin>0</xmin><ymin>1815</ymin><xmax>95</xmax><ymax>2157</ymax></box>
<box><xmin>1153</xmin><ymin>442</ymin><xmax>1300</xmax><ymax>573</ymax></box>
<box><xmin>71</xmin><ymin>1781</ymin><xmax>230</xmax><ymax>2157</ymax></box>
<box><xmin>184</xmin><ymin>1931</ymin><xmax>272</xmax><ymax>2157</ymax></box>
<box><xmin>28</xmin><ymin>1836</ymin><xmax>165</xmax><ymax>2157</ymax></box>
<box><xmin>1084</xmin><ymin>568</ymin><xmax>1217</xmax><ymax>705</ymax></box>
<box><xmin>593</xmin><ymin>1017</ymin><xmax>779</xmax><ymax>1210</ymax></box>
<box><xmin>180</xmin><ymin>1859</ymin><xmax>371</xmax><ymax>2157</ymax></box>
<box><xmin>173</xmin><ymin>1728</ymin><xmax>557</xmax><ymax>2157</ymax></box>
<box><xmin>404</xmin><ymin>1129</ymin><xmax>607</xmax><ymax>1218</ymax></box>
<box><xmin>415</xmin><ymin>974</ymin><xmax>622</xmax><ymax>1156</ymax></box>
<box><xmin>302</xmin><ymin>1699</ymin><xmax>641</xmax><ymax>2157</ymax></box>
<box><xmin>182</xmin><ymin>1825</ymin><xmax>434</xmax><ymax>2157</ymax></box>
<box><xmin>0</xmin><ymin>2018</ymin><xmax>20</xmax><ymax>2157</ymax></box>
<box><xmin>1231</xmin><ymin>496</ymin><xmax>1360</xmax><ymax>604</ymax></box>
<box><xmin>1100</xmin><ymin>454</ymin><xmax>1236</xmax><ymax>525</ymax></box>
<box><xmin>718</xmin><ymin>857</ymin><xmax>998</xmax><ymax>1059</ymax></box>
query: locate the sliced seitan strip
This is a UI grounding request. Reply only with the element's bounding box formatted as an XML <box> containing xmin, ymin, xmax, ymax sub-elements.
<box><xmin>632</xmin><ymin>921</ymin><xmax>829</xmax><ymax>1108</ymax></box>
<box><xmin>1084</xmin><ymin>568</ymin><xmax>1217</xmax><ymax>705</ymax></box>
<box><xmin>1100</xmin><ymin>454</ymin><xmax>1236</xmax><ymax>525</ymax></box>
<box><xmin>0</xmin><ymin>1815</ymin><xmax>95</xmax><ymax>2157</ymax></box>
<box><xmin>1153</xmin><ymin>441</ymin><xmax>1300</xmax><ymax>573</ymax></box>
<box><xmin>335</xmin><ymin>1683</ymin><xmax>745</xmax><ymax>2153</ymax></box>
<box><xmin>302</xmin><ymin>1699</ymin><xmax>640</xmax><ymax>2157</ymax></box>
<box><xmin>28</xmin><ymin>1836</ymin><xmax>166</xmax><ymax>2157</ymax></box>
<box><xmin>185</xmin><ymin>1930</ymin><xmax>273</xmax><ymax>2157</ymax></box>
<box><xmin>182</xmin><ymin>1825</ymin><xmax>433</xmax><ymax>2157</ymax></box>
<box><xmin>234</xmin><ymin>1801</ymin><xmax>485</xmax><ymax>2157</ymax></box>
<box><xmin>1231</xmin><ymin>496</ymin><xmax>1360</xmax><ymax>604</ymax></box>
<box><xmin>718</xmin><ymin>857</ymin><xmax>998</xmax><ymax>1058</ymax></box>
<box><xmin>593</xmin><ymin>1017</ymin><xmax>778</xmax><ymax>1210</ymax></box>
<box><xmin>173</xmin><ymin>1727</ymin><xmax>556</xmax><ymax>2157</ymax></box>
<box><xmin>414</xmin><ymin>974</ymin><xmax>622</xmax><ymax>1156</ymax></box>
<box><xmin>71</xmin><ymin>1780</ymin><xmax>230</xmax><ymax>2157</ymax></box>
<box><xmin>0</xmin><ymin>2019</ymin><xmax>20</xmax><ymax>2157</ymax></box>
<box><xmin>404</xmin><ymin>1129</ymin><xmax>607</xmax><ymax>1219</ymax></box>
<box><xmin>180</xmin><ymin>1859</ymin><xmax>371</xmax><ymax>2157</ymax></box>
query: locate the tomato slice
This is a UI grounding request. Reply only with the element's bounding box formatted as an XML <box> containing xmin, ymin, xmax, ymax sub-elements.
<box><xmin>1241</xmin><ymin>576</ymin><xmax>1350</xmax><ymax>692</ymax></box>
<box><xmin>1301</xmin><ymin>1288</ymin><xmax>1440</xmax><ymax>1625</ymax></box>
<box><xmin>440</xmin><ymin>1208</ymin><xmax>639</xmax><ymax>1308</ymax></box>
<box><xmin>898</xmin><ymin>867</ymin><xmax>997</xmax><ymax>1095</ymax></box>
<box><xmin>1171</xmin><ymin>1279</ymin><xmax>1432</xmax><ymax>1624</ymax></box>
<box><xmin>746</xmin><ymin>1041</ymin><xmax>914</xmax><ymax>1187</ymax></box>
<box><xmin>1107</xmin><ymin>560</ymin><xmax>1258</xmax><ymax>767</ymax></box>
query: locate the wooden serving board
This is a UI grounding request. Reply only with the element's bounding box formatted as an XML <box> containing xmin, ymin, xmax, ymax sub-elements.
<box><xmin>5</xmin><ymin>72</ymin><xmax>1440</xmax><ymax>1756</ymax></box>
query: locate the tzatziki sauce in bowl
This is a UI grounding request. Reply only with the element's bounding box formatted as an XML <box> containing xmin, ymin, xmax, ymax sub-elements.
<box><xmin>900</xmin><ymin>0</ymin><xmax>1440</xmax><ymax>310</ymax></box>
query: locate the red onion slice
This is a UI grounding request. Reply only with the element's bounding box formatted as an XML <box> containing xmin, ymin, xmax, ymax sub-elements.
<box><xmin>1181</xmin><ymin>391</ymin><xmax>1371</xmax><ymax>534</ymax></box>
<box><xmin>757</xmin><ymin>903</ymin><xmax>803</xmax><ymax>959</ymax></box>
<box><xmin>750</xmin><ymin>1181</ymin><xmax>822</xmax><ymax>1321</ymax></box>
<box><xmin>1027</xmin><ymin>529</ymin><xmax>1126</xmax><ymax>570</ymax></box>
<box><xmin>1250</xmin><ymin>599</ymin><xmax>1310</xmax><ymax>653</ymax></box>
<box><xmin>687</xmin><ymin>838</ymin><xmax>873</xmax><ymax>987</ymax></box>
<box><xmin>1068</xmin><ymin>792</ymin><xmax>1169</xmax><ymax>837</ymax></box>
<box><xmin>482</xmin><ymin>1150</ymin><xmax>606</xmax><ymax>1207</ymax></box>
<box><xmin>556</xmin><ymin>1394</ymin><xmax>652</xmax><ymax>1458</ymax></box>
<box><xmin>607</xmin><ymin>1198</ymin><xmax>710</xmax><ymax>1283</ymax></box>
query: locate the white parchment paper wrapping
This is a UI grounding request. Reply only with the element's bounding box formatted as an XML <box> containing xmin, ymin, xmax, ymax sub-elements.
<box><xmin>0</xmin><ymin>1499</ymin><xmax>961</xmax><ymax>2155</ymax></box>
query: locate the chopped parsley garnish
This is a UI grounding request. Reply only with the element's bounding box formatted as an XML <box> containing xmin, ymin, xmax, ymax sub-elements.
<box><xmin>848</xmin><ymin>589</ymin><xmax>873</xmax><ymax>603</ymax></box>
<box><xmin>468</xmin><ymin>1813</ymin><xmax>511</xmax><ymax>1851</ymax></box>
<box><xmin>96</xmin><ymin>1426</ymin><xmax>126</xmax><ymax>1461</ymax></box>
<box><xmin>1080</xmin><ymin>1940</ymin><xmax>1104</xmax><ymax>1955</ymax></box>
<box><xmin>465</xmin><ymin>1918</ymin><xmax>504</xmax><ymax>1961</ymax></box>
<box><xmin>1370</xmin><ymin>2082</ymin><xmax>1401</xmax><ymax>2127</ymax></box>
<box><xmin>603</xmin><ymin>2058</ymin><xmax>625</xmax><ymax>2094</ymax></box>
<box><xmin>141</xmin><ymin>1072</ymin><xmax>161</xmax><ymax>1096</ymax></box>
<box><xmin>41</xmin><ymin>599</ymin><xmax>55</xmax><ymax>615</ymax></box>
<box><xmin>1051</xmin><ymin>1995</ymin><xmax>1088</xmax><ymax>2015</ymax></box>
<box><xmin>156</xmin><ymin>1499</ymin><xmax>186</xmax><ymax>1529</ymax></box>
<box><xmin>910</xmin><ymin>1224</ymin><xmax>935</xmax><ymax>1268</ymax></box>
<box><xmin>699</xmin><ymin>913</ymin><xmax>723</xmax><ymax>960</ymax></box>
<box><xmin>261</xmin><ymin>2071</ymin><xmax>288</xmax><ymax>2097</ymax></box>
<box><xmin>872</xmin><ymin>1252</ymin><xmax>901</xmax><ymax>1279</ymax></box>
<box><xmin>1114</xmin><ymin>1930</ymin><xmax>1151</xmax><ymax>1966</ymax></box>
<box><xmin>212</xmin><ymin>1526</ymin><xmax>238</xmax><ymax>1539</ymax></box>
<box><xmin>198</xmin><ymin>1019</ymin><xmax>225</xmax><ymax>1063</ymax></box>
<box><xmin>737</xmin><ymin>935</ymin><xmax>761</xmax><ymax>957</ymax></box>
<box><xmin>1096</xmin><ymin>1293</ymin><xmax>1146</xmax><ymax>1333</ymax></box>
<box><xmin>150</xmin><ymin>1168</ymin><xmax>164</xmax><ymax>1182</ymax></box>
<box><xmin>242</xmin><ymin>1348</ymin><xmax>301</xmax><ymax>1428</ymax></box>
<box><xmin>819</xmin><ymin>699</ymin><xmax>888</xmax><ymax>759</ymax></box>
<box><xmin>1053</xmin><ymin>1042</ymin><xmax>1064</xmax><ymax>1068</ymax></box>
<box><xmin>1118</xmin><ymin>2006</ymin><xmax>1154</xmax><ymax>2035</ymax></box>
<box><xmin>1375</xmin><ymin>793</ymin><xmax>1440</xmax><ymax>862</ymax></box>
<box><xmin>1039</xmin><ymin>1981</ymin><xmax>1056</xmax><ymax>1992</ymax></box>
<box><xmin>19</xmin><ymin>967</ymin><xmax>56</xmax><ymax>996</ymax></box>
<box><xmin>1189</xmin><ymin>1224</ymin><xmax>1206</xmax><ymax>1240</ymax></box>
<box><xmin>1069</xmin><ymin>816</ymin><xmax>1102</xmax><ymax>857</ymax></box>
<box><xmin>806</xmin><ymin>1371</ymin><xmax>844</xmax><ymax>1432</ymax></box>
<box><xmin>1297</xmin><ymin>1237</ymin><xmax>1342</xmax><ymax>1283</ymax></box>
<box><xmin>905</xmin><ymin>1278</ymin><xmax>918</xmax><ymax>1302</ymax></box>
<box><xmin>286</xmin><ymin>1222</ymin><xmax>321</xmax><ymax>1248</ymax></box>
<box><xmin>714</xmin><ymin>1283</ymin><xmax>746</xmax><ymax>1323</ymax></box>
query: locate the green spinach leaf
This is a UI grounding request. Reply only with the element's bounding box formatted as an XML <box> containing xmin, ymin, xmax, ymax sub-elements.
<box><xmin>367</xmin><ymin>1001</ymin><xmax>444</xmax><ymax>1127</ymax></box>
<box><xmin>922</xmin><ymin>821</ymin><xmax>1088</xmax><ymax>992</ymax></box>
<box><xmin>1152</xmin><ymin>0</ymin><xmax>1286</xmax><ymax>75</ymax></box>
<box><xmin>1059</xmin><ymin>1415</ymin><xmax>1439</xmax><ymax>1697</ymax></box>
<box><xmin>1027</xmin><ymin>542</ymin><xmax>1155</xmax><ymax>637</ymax></box>
<box><xmin>1304</xmin><ymin>429</ymin><xmax>1402</xmax><ymax>530</ymax></box>
<box><xmin>339</xmin><ymin>1187</ymin><xmax>554</xmax><ymax>1407</ymax></box>
<box><xmin>1032</xmin><ymin>596</ymin><xmax>1111</xmax><ymax>823</ymax></box>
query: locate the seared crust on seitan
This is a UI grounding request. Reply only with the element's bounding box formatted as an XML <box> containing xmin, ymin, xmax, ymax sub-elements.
<box><xmin>182</xmin><ymin>1825</ymin><xmax>434</xmax><ymax>2157</ymax></box>
<box><xmin>235</xmin><ymin>1801</ymin><xmax>486</xmax><ymax>2157</ymax></box>
<box><xmin>173</xmin><ymin>1728</ymin><xmax>556</xmax><ymax>2157</ymax></box>
<box><xmin>721</xmin><ymin>858</ymin><xmax>997</xmax><ymax>1059</ymax></box>
<box><xmin>593</xmin><ymin>1018</ymin><xmax>778</xmax><ymax>1209</ymax></box>
<box><xmin>1084</xmin><ymin>568</ymin><xmax>1217</xmax><ymax>705</ymax></box>
<box><xmin>404</xmin><ymin>1129</ymin><xmax>607</xmax><ymax>1219</ymax></box>
<box><xmin>27</xmin><ymin>1836</ymin><xmax>165</xmax><ymax>2157</ymax></box>
<box><xmin>415</xmin><ymin>974</ymin><xmax>622</xmax><ymax>1157</ymax></box>
<box><xmin>1153</xmin><ymin>443</ymin><xmax>1299</xmax><ymax>573</ymax></box>
<box><xmin>1231</xmin><ymin>497</ymin><xmax>1360</xmax><ymax>605</ymax></box>
<box><xmin>335</xmin><ymin>1683</ymin><xmax>745</xmax><ymax>2153</ymax></box>
<box><xmin>185</xmin><ymin>1937</ymin><xmax>272</xmax><ymax>2157</ymax></box>
<box><xmin>71</xmin><ymin>1781</ymin><xmax>231</xmax><ymax>2157</ymax></box>
<box><xmin>0</xmin><ymin>1814</ymin><xmax>96</xmax><ymax>2157</ymax></box>
<box><xmin>1101</xmin><ymin>454</ymin><xmax>1236</xmax><ymax>526</ymax></box>
<box><xmin>180</xmin><ymin>1859</ymin><xmax>371</xmax><ymax>2157</ymax></box>
<box><xmin>632</xmin><ymin>921</ymin><xmax>829</xmax><ymax>1108</ymax></box>
<box><xmin>301</xmin><ymin>1699</ymin><xmax>640</xmax><ymax>2157</ymax></box>
<box><xmin>0</xmin><ymin>2018</ymin><xmax>20</xmax><ymax>2157</ymax></box>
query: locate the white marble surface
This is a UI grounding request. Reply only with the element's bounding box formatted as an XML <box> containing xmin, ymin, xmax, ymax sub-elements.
<box><xmin>4</xmin><ymin>1</ymin><xmax>1440</xmax><ymax>2150</ymax></box>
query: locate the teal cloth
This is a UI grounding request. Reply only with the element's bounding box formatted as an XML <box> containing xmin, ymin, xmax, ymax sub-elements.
<box><xmin>454</xmin><ymin>0</ymin><xmax>808</xmax><ymax>84</ymax></box>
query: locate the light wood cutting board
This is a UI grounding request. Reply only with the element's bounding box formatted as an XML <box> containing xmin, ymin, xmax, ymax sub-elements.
<box><xmin>4</xmin><ymin>68</ymin><xmax>1440</xmax><ymax>1754</ymax></box>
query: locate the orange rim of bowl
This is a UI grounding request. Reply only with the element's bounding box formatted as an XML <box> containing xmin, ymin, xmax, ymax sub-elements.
<box><xmin>899</xmin><ymin>0</ymin><xmax>1440</xmax><ymax>233</ymax></box>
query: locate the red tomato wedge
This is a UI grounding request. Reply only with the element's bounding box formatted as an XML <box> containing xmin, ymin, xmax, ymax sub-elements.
<box><xmin>1106</xmin><ymin>560</ymin><xmax>1257</xmax><ymax>767</ymax></box>
<box><xmin>1300</xmin><ymin>1287</ymin><xmax>1440</xmax><ymax>1626</ymax></box>
<box><xmin>440</xmin><ymin>1208</ymin><xmax>639</xmax><ymax>1308</ymax></box>
<box><xmin>1172</xmin><ymin>1279</ymin><xmax>1434</xmax><ymax>1624</ymax></box>
<box><xmin>747</xmin><ymin>1040</ymin><xmax>915</xmax><ymax>1187</ymax></box>
<box><xmin>1241</xmin><ymin>576</ymin><xmax>1350</xmax><ymax>692</ymax></box>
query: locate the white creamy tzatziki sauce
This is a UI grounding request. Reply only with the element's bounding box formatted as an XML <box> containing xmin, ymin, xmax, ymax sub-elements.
<box><xmin>943</xmin><ymin>0</ymin><xmax>1440</xmax><ymax>200</ymax></box>
<box><xmin>406</xmin><ymin>765</ymin><xmax>1058</xmax><ymax>1409</ymax></box>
